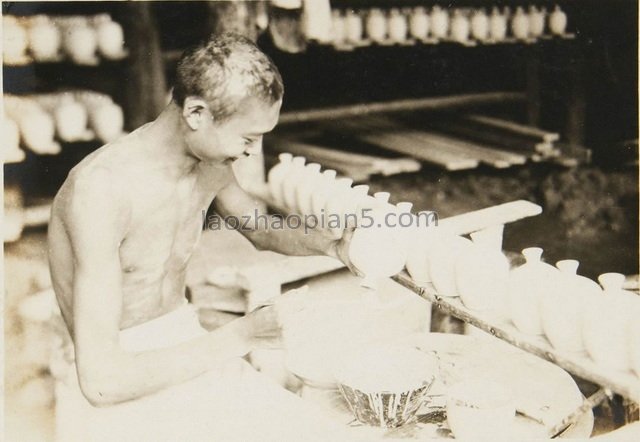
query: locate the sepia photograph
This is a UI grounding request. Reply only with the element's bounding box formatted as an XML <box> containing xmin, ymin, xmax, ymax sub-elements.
<box><xmin>2</xmin><ymin>1</ymin><xmax>639</xmax><ymax>440</ymax></box>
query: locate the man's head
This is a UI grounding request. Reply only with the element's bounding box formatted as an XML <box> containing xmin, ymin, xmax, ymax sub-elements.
<box><xmin>173</xmin><ymin>33</ymin><xmax>284</xmax><ymax>164</ymax></box>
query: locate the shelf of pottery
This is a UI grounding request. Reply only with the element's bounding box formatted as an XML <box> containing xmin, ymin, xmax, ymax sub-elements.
<box><xmin>295</xmin><ymin>2</ymin><xmax>572</xmax><ymax>51</ymax></box>
<box><xmin>261</xmin><ymin>153</ymin><xmax>640</xmax><ymax>402</ymax></box>
<box><xmin>3</xmin><ymin>13</ymin><xmax>128</xmax><ymax>242</ymax></box>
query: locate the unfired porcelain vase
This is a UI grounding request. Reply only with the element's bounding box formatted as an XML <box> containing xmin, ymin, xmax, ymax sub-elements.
<box><xmin>268</xmin><ymin>153</ymin><xmax>293</xmax><ymax>206</ymax></box>
<box><xmin>388</xmin><ymin>9</ymin><xmax>408</xmax><ymax>43</ymax></box>
<box><xmin>345</xmin><ymin>10</ymin><xmax>364</xmax><ymax>44</ymax></box>
<box><xmin>348</xmin><ymin>199</ymin><xmax>407</xmax><ymax>289</ymax></box>
<box><xmin>528</xmin><ymin>6</ymin><xmax>546</xmax><ymax>38</ymax></box>
<box><xmin>28</xmin><ymin>16</ymin><xmax>61</xmax><ymax>61</ymax></box>
<box><xmin>409</xmin><ymin>7</ymin><xmax>429</xmax><ymax>40</ymax></box>
<box><xmin>511</xmin><ymin>7</ymin><xmax>530</xmax><ymax>40</ymax></box>
<box><xmin>96</xmin><ymin>16</ymin><xmax>126</xmax><ymax>60</ymax></box>
<box><xmin>282</xmin><ymin>156</ymin><xmax>307</xmax><ymax>212</ymax></box>
<box><xmin>91</xmin><ymin>101</ymin><xmax>124</xmax><ymax>143</ymax></box>
<box><xmin>54</xmin><ymin>96</ymin><xmax>89</xmax><ymax>142</ymax></box>
<box><xmin>455</xmin><ymin>227</ymin><xmax>509</xmax><ymax>315</ymax></box>
<box><xmin>451</xmin><ymin>11</ymin><xmax>470</xmax><ymax>44</ymax></box>
<box><xmin>310</xmin><ymin>169</ymin><xmax>337</xmax><ymax>220</ymax></box>
<box><xmin>470</xmin><ymin>10</ymin><xmax>489</xmax><ymax>42</ymax></box>
<box><xmin>64</xmin><ymin>23</ymin><xmax>98</xmax><ymax>65</ymax></box>
<box><xmin>583</xmin><ymin>273</ymin><xmax>638</xmax><ymax>372</ymax></box>
<box><xmin>405</xmin><ymin>211</ymin><xmax>438</xmax><ymax>285</ymax></box>
<box><xmin>430</xmin><ymin>6</ymin><xmax>449</xmax><ymax>39</ymax></box>
<box><xmin>324</xmin><ymin>178</ymin><xmax>354</xmax><ymax>239</ymax></box>
<box><xmin>508</xmin><ymin>248</ymin><xmax>559</xmax><ymax>335</ymax></box>
<box><xmin>295</xmin><ymin>163</ymin><xmax>322</xmax><ymax>215</ymax></box>
<box><xmin>366</xmin><ymin>9</ymin><xmax>387</xmax><ymax>43</ymax></box>
<box><xmin>428</xmin><ymin>228</ymin><xmax>472</xmax><ymax>297</ymax></box>
<box><xmin>3</xmin><ymin>16</ymin><xmax>28</xmax><ymax>64</ymax></box>
<box><xmin>489</xmin><ymin>8</ymin><xmax>508</xmax><ymax>41</ymax></box>
<box><xmin>549</xmin><ymin>5</ymin><xmax>567</xmax><ymax>36</ymax></box>
<box><xmin>331</xmin><ymin>10</ymin><xmax>346</xmax><ymax>45</ymax></box>
<box><xmin>541</xmin><ymin>260</ymin><xmax>601</xmax><ymax>354</ymax></box>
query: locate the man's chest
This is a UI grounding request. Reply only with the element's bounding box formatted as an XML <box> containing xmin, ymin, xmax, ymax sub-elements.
<box><xmin>118</xmin><ymin>169</ymin><xmax>228</xmax><ymax>273</ymax></box>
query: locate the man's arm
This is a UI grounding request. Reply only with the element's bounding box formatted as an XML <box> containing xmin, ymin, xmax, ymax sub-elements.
<box><xmin>214</xmin><ymin>172</ymin><xmax>354</xmax><ymax>265</ymax></box>
<box><xmin>66</xmin><ymin>169</ymin><xmax>276</xmax><ymax>407</ymax></box>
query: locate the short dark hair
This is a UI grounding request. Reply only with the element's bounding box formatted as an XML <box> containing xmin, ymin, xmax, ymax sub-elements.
<box><xmin>172</xmin><ymin>33</ymin><xmax>284</xmax><ymax>122</ymax></box>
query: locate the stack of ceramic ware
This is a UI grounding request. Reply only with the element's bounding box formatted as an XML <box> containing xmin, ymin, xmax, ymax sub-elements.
<box><xmin>3</xmin><ymin>14</ymin><xmax>127</xmax><ymax>66</ymax></box>
<box><xmin>4</xmin><ymin>92</ymin><xmax>125</xmax><ymax>150</ymax></box>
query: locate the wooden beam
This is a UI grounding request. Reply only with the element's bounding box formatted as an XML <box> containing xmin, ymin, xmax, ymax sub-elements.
<box><xmin>121</xmin><ymin>2</ymin><xmax>167</xmax><ymax>130</ymax></box>
<box><xmin>278</xmin><ymin>92</ymin><xmax>526</xmax><ymax>125</ymax></box>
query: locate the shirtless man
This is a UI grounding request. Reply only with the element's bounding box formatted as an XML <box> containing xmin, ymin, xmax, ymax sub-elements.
<box><xmin>48</xmin><ymin>33</ymin><xmax>353</xmax><ymax>410</ymax></box>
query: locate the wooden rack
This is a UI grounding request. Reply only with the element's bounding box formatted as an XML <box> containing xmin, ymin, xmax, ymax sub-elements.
<box><xmin>250</xmin><ymin>184</ymin><xmax>640</xmax><ymax>402</ymax></box>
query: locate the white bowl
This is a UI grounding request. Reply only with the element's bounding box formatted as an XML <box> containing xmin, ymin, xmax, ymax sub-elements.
<box><xmin>334</xmin><ymin>344</ymin><xmax>439</xmax><ymax>427</ymax></box>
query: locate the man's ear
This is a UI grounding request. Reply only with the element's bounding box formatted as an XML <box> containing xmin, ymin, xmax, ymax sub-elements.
<box><xmin>182</xmin><ymin>97</ymin><xmax>209</xmax><ymax>130</ymax></box>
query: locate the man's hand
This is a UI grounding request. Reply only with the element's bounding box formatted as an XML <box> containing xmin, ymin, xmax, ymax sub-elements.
<box><xmin>233</xmin><ymin>285</ymin><xmax>310</xmax><ymax>351</ymax></box>
<box><xmin>236</xmin><ymin>304</ymin><xmax>282</xmax><ymax>350</ymax></box>
<box><xmin>330</xmin><ymin>225</ymin><xmax>364</xmax><ymax>277</ymax></box>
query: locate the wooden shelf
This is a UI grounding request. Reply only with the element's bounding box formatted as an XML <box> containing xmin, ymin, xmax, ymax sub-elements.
<box><xmin>391</xmin><ymin>273</ymin><xmax>640</xmax><ymax>401</ymax></box>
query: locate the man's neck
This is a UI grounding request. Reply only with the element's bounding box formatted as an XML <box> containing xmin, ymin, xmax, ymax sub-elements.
<box><xmin>142</xmin><ymin>103</ymin><xmax>202</xmax><ymax>179</ymax></box>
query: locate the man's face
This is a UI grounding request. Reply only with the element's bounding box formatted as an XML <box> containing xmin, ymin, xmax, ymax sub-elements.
<box><xmin>187</xmin><ymin>97</ymin><xmax>281</xmax><ymax>165</ymax></box>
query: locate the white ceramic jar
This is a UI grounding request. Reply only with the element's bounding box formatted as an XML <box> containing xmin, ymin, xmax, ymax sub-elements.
<box><xmin>388</xmin><ymin>9</ymin><xmax>408</xmax><ymax>43</ymax></box>
<box><xmin>540</xmin><ymin>260</ymin><xmax>601</xmax><ymax>354</ymax></box>
<box><xmin>429</xmin><ymin>229</ymin><xmax>473</xmax><ymax>297</ymax></box>
<box><xmin>324</xmin><ymin>177</ymin><xmax>354</xmax><ymax>239</ymax></box>
<box><xmin>348</xmin><ymin>198</ymin><xmax>407</xmax><ymax>289</ymax></box>
<box><xmin>28</xmin><ymin>15</ymin><xmax>61</xmax><ymax>61</ymax></box>
<box><xmin>450</xmin><ymin>10</ymin><xmax>470</xmax><ymax>44</ymax></box>
<box><xmin>511</xmin><ymin>7</ymin><xmax>530</xmax><ymax>40</ymax></box>
<box><xmin>409</xmin><ymin>7</ymin><xmax>430</xmax><ymax>40</ymax></box>
<box><xmin>405</xmin><ymin>211</ymin><xmax>438</xmax><ymax>285</ymax></box>
<box><xmin>3</xmin><ymin>16</ymin><xmax>29</xmax><ymax>64</ymax></box>
<box><xmin>268</xmin><ymin>153</ymin><xmax>293</xmax><ymax>206</ymax></box>
<box><xmin>64</xmin><ymin>22</ymin><xmax>98</xmax><ymax>65</ymax></box>
<box><xmin>430</xmin><ymin>6</ymin><xmax>449</xmax><ymax>40</ymax></box>
<box><xmin>96</xmin><ymin>16</ymin><xmax>126</xmax><ymax>60</ymax></box>
<box><xmin>508</xmin><ymin>248</ymin><xmax>559</xmax><ymax>335</ymax></box>
<box><xmin>549</xmin><ymin>5</ymin><xmax>568</xmax><ymax>36</ymax></box>
<box><xmin>310</xmin><ymin>169</ymin><xmax>337</xmax><ymax>220</ymax></box>
<box><xmin>455</xmin><ymin>227</ymin><xmax>509</xmax><ymax>315</ymax></box>
<box><xmin>470</xmin><ymin>10</ymin><xmax>489</xmax><ymax>42</ymax></box>
<box><xmin>366</xmin><ymin>9</ymin><xmax>387</xmax><ymax>43</ymax></box>
<box><xmin>295</xmin><ymin>163</ymin><xmax>322</xmax><ymax>215</ymax></box>
<box><xmin>345</xmin><ymin>10</ymin><xmax>364</xmax><ymax>44</ymax></box>
<box><xmin>528</xmin><ymin>6</ymin><xmax>546</xmax><ymax>38</ymax></box>
<box><xmin>489</xmin><ymin>8</ymin><xmax>508</xmax><ymax>42</ymax></box>
<box><xmin>583</xmin><ymin>273</ymin><xmax>638</xmax><ymax>372</ymax></box>
<box><xmin>282</xmin><ymin>156</ymin><xmax>307</xmax><ymax>212</ymax></box>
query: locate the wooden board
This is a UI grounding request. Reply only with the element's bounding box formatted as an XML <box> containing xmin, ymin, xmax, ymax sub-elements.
<box><xmin>301</xmin><ymin>333</ymin><xmax>593</xmax><ymax>439</ymax></box>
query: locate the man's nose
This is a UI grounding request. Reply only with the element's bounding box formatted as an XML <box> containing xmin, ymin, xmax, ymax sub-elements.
<box><xmin>246</xmin><ymin>140</ymin><xmax>263</xmax><ymax>156</ymax></box>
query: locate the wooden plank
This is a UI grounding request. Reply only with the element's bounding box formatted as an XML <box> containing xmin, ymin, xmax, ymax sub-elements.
<box><xmin>357</xmin><ymin>131</ymin><xmax>479</xmax><ymax>171</ymax></box>
<box><xmin>389</xmin><ymin>130</ymin><xmax>526</xmax><ymax>168</ymax></box>
<box><xmin>342</xmin><ymin>116</ymin><xmax>526</xmax><ymax>169</ymax></box>
<box><xmin>391</xmin><ymin>273</ymin><xmax>640</xmax><ymax>401</ymax></box>
<box><xmin>430</xmin><ymin>119</ymin><xmax>554</xmax><ymax>155</ymax></box>
<box><xmin>466</xmin><ymin>114</ymin><xmax>560</xmax><ymax>143</ymax></box>
<box><xmin>278</xmin><ymin>92</ymin><xmax>526</xmax><ymax>125</ymax></box>
<box><xmin>268</xmin><ymin>137</ymin><xmax>421</xmax><ymax>178</ymax></box>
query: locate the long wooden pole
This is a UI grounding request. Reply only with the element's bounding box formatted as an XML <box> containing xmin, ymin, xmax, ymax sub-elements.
<box><xmin>278</xmin><ymin>92</ymin><xmax>526</xmax><ymax>125</ymax></box>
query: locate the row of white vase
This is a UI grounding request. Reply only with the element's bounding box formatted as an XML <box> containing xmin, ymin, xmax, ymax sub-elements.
<box><xmin>3</xmin><ymin>14</ymin><xmax>127</xmax><ymax>66</ymax></box>
<box><xmin>4</xmin><ymin>92</ymin><xmax>125</xmax><ymax>161</ymax></box>
<box><xmin>329</xmin><ymin>5</ymin><xmax>569</xmax><ymax>47</ymax></box>
<box><xmin>266</xmin><ymin>153</ymin><xmax>640</xmax><ymax>379</ymax></box>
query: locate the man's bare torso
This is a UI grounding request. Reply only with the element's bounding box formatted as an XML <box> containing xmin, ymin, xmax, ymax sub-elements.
<box><xmin>49</xmin><ymin>124</ymin><xmax>233</xmax><ymax>332</ymax></box>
